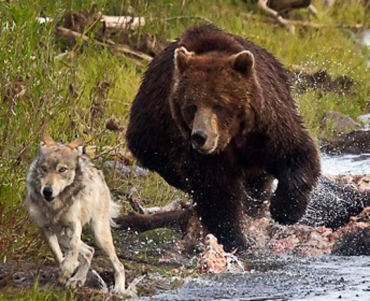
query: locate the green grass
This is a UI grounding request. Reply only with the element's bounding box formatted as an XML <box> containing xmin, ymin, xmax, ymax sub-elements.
<box><xmin>0</xmin><ymin>0</ymin><xmax>370</xmax><ymax>298</ymax></box>
<box><xmin>0</xmin><ymin>283</ymin><xmax>75</xmax><ymax>301</ymax></box>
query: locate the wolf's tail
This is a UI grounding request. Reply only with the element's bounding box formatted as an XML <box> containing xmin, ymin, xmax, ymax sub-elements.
<box><xmin>300</xmin><ymin>176</ymin><xmax>370</xmax><ymax>229</ymax></box>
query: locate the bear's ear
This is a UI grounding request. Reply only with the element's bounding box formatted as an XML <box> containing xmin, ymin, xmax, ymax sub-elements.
<box><xmin>230</xmin><ymin>50</ymin><xmax>255</xmax><ymax>75</ymax></box>
<box><xmin>174</xmin><ymin>46</ymin><xmax>194</xmax><ymax>73</ymax></box>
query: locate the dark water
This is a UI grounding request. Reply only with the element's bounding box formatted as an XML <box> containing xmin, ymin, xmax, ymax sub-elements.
<box><xmin>136</xmin><ymin>155</ymin><xmax>370</xmax><ymax>301</ymax></box>
<box><xmin>137</xmin><ymin>256</ymin><xmax>370</xmax><ymax>301</ymax></box>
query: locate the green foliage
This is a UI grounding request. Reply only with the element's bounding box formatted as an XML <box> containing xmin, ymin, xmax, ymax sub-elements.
<box><xmin>0</xmin><ymin>283</ymin><xmax>75</xmax><ymax>301</ymax></box>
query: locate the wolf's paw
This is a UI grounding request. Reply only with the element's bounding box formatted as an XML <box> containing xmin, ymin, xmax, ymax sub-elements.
<box><xmin>66</xmin><ymin>274</ymin><xmax>86</xmax><ymax>289</ymax></box>
<box><xmin>58</xmin><ymin>258</ymin><xmax>79</xmax><ymax>285</ymax></box>
<box><xmin>112</xmin><ymin>275</ymin><xmax>145</xmax><ymax>298</ymax></box>
<box><xmin>112</xmin><ymin>287</ymin><xmax>137</xmax><ymax>299</ymax></box>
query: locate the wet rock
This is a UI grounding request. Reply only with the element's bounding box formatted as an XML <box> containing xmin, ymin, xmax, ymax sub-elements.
<box><xmin>320</xmin><ymin>130</ymin><xmax>370</xmax><ymax>155</ymax></box>
<box><xmin>320</xmin><ymin>111</ymin><xmax>362</xmax><ymax>137</ymax></box>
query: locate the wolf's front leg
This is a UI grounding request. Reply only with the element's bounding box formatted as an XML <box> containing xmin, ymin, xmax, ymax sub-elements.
<box><xmin>66</xmin><ymin>242</ymin><xmax>95</xmax><ymax>289</ymax></box>
<box><xmin>42</xmin><ymin>229</ymin><xmax>63</xmax><ymax>264</ymax></box>
<box><xmin>58</xmin><ymin>222</ymin><xmax>82</xmax><ymax>286</ymax></box>
<box><xmin>91</xmin><ymin>218</ymin><xmax>127</xmax><ymax>296</ymax></box>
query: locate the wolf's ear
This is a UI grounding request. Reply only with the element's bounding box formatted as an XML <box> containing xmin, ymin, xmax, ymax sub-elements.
<box><xmin>174</xmin><ymin>46</ymin><xmax>194</xmax><ymax>74</ymax></box>
<box><xmin>229</xmin><ymin>50</ymin><xmax>255</xmax><ymax>75</ymax></box>
<box><xmin>67</xmin><ymin>137</ymin><xmax>84</xmax><ymax>150</ymax></box>
<box><xmin>41</xmin><ymin>134</ymin><xmax>56</xmax><ymax>147</ymax></box>
<box><xmin>76</xmin><ymin>145</ymin><xmax>84</xmax><ymax>155</ymax></box>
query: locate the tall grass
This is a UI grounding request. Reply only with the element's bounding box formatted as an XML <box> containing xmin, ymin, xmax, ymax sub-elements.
<box><xmin>0</xmin><ymin>0</ymin><xmax>369</xmax><ymax>264</ymax></box>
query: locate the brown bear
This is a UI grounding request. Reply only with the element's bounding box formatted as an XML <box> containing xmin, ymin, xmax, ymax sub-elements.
<box><xmin>126</xmin><ymin>25</ymin><xmax>321</xmax><ymax>251</ymax></box>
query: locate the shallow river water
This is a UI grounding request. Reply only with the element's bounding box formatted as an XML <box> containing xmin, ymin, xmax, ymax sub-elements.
<box><xmin>321</xmin><ymin>153</ymin><xmax>370</xmax><ymax>175</ymax></box>
<box><xmin>139</xmin><ymin>256</ymin><xmax>370</xmax><ymax>301</ymax></box>
<box><xmin>136</xmin><ymin>154</ymin><xmax>370</xmax><ymax>301</ymax></box>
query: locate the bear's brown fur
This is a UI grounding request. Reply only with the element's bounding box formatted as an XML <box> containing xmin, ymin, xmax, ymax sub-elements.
<box><xmin>126</xmin><ymin>25</ymin><xmax>321</xmax><ymax>251</ymax></box>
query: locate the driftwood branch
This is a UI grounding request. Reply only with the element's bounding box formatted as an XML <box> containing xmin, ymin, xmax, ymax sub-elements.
<box><xmin>257</xmin><ymin>0</ymin><xmax>296</xmax><ymax>34</ymax></box>
<box><xmin>289</xmin><ymin>19</ymin><xmax>364</xmax><ymax>30</ymax></box>
<box><xmin>114</xmin><ymin>198</ymin><xmax>203</xmax><ymax>252</ymax></box>
<box><xmin>101</xmin><ymin>15</ymin><xmax>145</xmax><ymax>29</ymax></box>
<box><xmin>114</xmin><ymin>209</ymin><xmax>191</xmax><ymax>233</ymax></box>
<box><xmin>256</xmin><ymin>0</ymin><xmax>363</xmax><ymax>33</ymax></box>
<box><xmin>55</xmin><ymin>26</ymin><xmax>153</xmax><ymax>62</ymax></box>
<box><xmin>244</xmin><ymin>11</ymin><xmax>363</xmax><ymax>32</ymax></box>
<box><xmin>113</xmin><ymin>195</ymin><xmax>194</xmax><ymax>234</ymax></box>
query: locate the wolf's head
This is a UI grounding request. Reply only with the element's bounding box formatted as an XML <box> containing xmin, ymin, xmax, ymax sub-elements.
<box><xmin>35</xmin><ymin>134</ymin><xmax>84</xmax><ymax>202</ymax></box>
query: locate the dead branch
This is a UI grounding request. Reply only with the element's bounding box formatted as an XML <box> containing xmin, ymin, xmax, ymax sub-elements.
<box><xmin>292</xmin><ymin>20</ymin><xmax>364</xmax><ymax>30</ymax></box>
<box><xmin>308</xmin><ymin>4</ymin><xmax>318</xmax><ymax>16</ymax></box>
<box><xmin>90</xmin><ymin>143</ymin><xmax>125</xmax><ymax>161</ymax></box>
<box><xmin>243</xmin><ymin>11</ymin><xmax>364</xmax><ymax>32</ymax></box>
<box><xmin>55</xmin><ymin>26</ymin><xmax>153</xmax><ymax>62</ymax></box>
<box><xmin>323</xmin><ymin>0</ymin><xmax>337</xmax><ymax>11</ymax></box>
<box><xmin>129</xmin><ymin>197</ymin><xmax>188</xmax><ymax>215</ymax></box>
<box><xmin>114</xmin><ymin>209</ymin><xmax>191</xmax><ymax>233</ymax></box>
<box><xmin>257</xmin><ymin>0</ymin><xmax>296</xmax><ymax>34</ymax></box>
<box><xmin>101</xmin><ymin>15</ymin><xmax>145</xmax><ymax>29</ymax></box>
<box><xmin>256</xmin><ymin>0</ymin><xmax>363</xmax><ymax>33</ymax></box>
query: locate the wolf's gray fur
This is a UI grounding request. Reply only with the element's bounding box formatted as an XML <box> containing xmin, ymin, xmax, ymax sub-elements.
<box><xmin>26</xmin><ymin>134</ymin><xmax>127</xmax><ymax>295</ymax></box>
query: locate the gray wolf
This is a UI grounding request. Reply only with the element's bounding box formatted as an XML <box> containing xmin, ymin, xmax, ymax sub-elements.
<box><xmin>26</xmin><ymin>134</ymin><xmax>127</xmax><ymax>295</ymax></box>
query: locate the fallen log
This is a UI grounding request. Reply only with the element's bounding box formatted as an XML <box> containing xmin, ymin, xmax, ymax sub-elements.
<box><xmin>257</xmin><ymin>0</ymin><xmax>296</xmax><ymax>34</ymax></box>
<box><xmin>245</xmin><ymin>8</ymin><xmax>364</xmax><ymax>33</ymax></box>
<box><xmin>114</xmin><ymin>209</ymin><xmax>191</xmax><ymax>233</ymax></box>
<box><xmin>55</xmin><ymin>26</ymin><xmax>153</xmax><ymax>62</ymax></box>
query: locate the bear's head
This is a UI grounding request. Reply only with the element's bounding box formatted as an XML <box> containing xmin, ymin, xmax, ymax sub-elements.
<box><xmin>170</xmin><ymin>46</ymin><xmax>260</xmax><ymax>155</ymax></box>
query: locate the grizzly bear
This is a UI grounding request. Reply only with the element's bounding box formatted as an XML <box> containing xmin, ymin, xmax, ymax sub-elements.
<box><xmin>126</xmin><ymin>25</ymin><xmax>321</xmax><ymax>251</ymax></box>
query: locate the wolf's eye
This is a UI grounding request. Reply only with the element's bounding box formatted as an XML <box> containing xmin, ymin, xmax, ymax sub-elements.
<box><xmin>58</xmin><ymin>167</ymin><xmax>67</xmax><ymax>173</ymax></box>
<box><xmin>40</xmin><ymin>165</ymin><xmax>47</xmax><ymax>172</ymax></box>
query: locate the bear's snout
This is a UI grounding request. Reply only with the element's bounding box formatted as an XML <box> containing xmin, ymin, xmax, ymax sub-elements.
<box><xmin>191</xmin><ymin>130</ymin><xmax>208</xmax><ymax>149</ymax></box>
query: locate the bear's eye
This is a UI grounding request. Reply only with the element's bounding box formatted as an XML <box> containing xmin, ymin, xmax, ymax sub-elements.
<box><xmin>186</xmin><ymin>105</ymin><xmax>197</xmax><ymax>115</ymax></box>
<box><xmin>213</xmin><ymin>105</ymin><xmax>224</xmax><ymax>113</ymax></box>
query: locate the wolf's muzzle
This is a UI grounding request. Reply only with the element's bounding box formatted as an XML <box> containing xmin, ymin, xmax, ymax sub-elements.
<box><xmin>42</xmin><ymin>187</ymin><xmax>54</xmax><ymax>201</ymax></box>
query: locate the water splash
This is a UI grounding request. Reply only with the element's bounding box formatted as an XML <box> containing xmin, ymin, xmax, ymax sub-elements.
<box><xmin>321</xmin><ymin>153</ymin><xmax>370</xmax><ymax>175</ymax></box>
